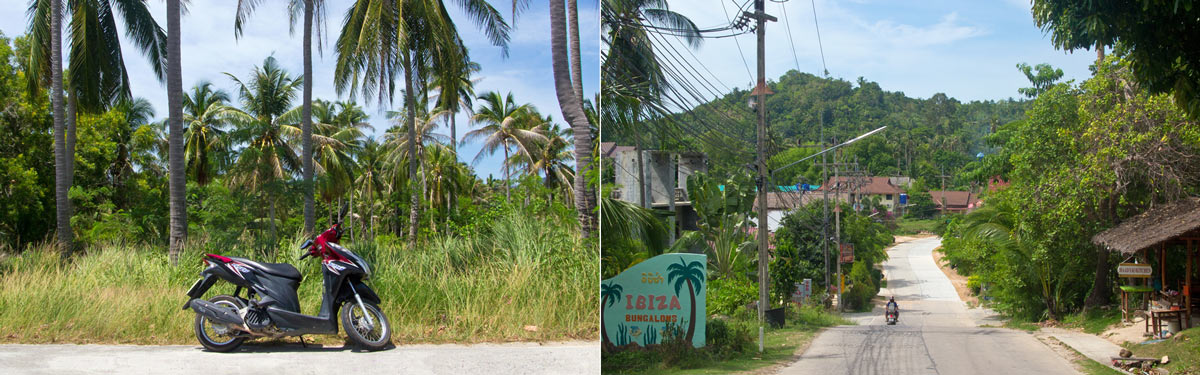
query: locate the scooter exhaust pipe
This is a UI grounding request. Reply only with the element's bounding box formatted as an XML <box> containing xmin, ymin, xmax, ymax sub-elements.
<box><xmin>189</xmin><ymin>299</ymin><xmax>244</xmax><ymax>326</ymax></box>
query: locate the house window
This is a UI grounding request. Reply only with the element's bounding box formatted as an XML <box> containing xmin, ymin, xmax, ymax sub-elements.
<box><xmin>886</xmin><ymin>194</ymin><xmax>892</xmax><ymax>200</ymax></box>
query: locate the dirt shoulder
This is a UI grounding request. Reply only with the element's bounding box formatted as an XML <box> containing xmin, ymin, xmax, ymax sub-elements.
<box><xmin>929</xmin><ymin>245</ymin><xmax>979</xmax><ymax>307</ymax></box>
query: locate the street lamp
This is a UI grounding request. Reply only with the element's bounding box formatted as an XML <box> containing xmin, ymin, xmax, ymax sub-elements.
<box><xmin>769</xmin><ymin>126</ymin><xmax>886</xmax><ymax>312</ymax></box>
<box><xmin>748</xmin><ymin>81</ymin><xmax>774</xmax><ymax>108</ymax></box>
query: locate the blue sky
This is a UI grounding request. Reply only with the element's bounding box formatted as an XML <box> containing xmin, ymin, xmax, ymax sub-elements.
<box><xmin>0</xmin><ymin>0</ymin><xmax>600</xmax><ymax>181</ymax></box>
<box><xmin>666</xmin><ymin>0</ymin><xmax>1097</xmax><ymax>102</ymax></box>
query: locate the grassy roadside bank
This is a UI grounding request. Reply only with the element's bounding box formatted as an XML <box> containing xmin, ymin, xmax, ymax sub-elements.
<box><xmin>601</xmin><ymin>305</ymin><xmax>850</xmax><ymax>374</ymax></box>
<box><xmin>0</xmin><ymin>214</ymin><xmax>597</xmax><ymax>345</ymax></box>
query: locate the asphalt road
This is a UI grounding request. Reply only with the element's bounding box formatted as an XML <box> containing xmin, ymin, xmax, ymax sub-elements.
<box><xmin>0</xmin><ymin>341</ymin><xmax>598</xmax><ymax>374</ymax></box>
<box><xmin>778</xmin><ymin>237</ymin><xmax>1079</xmax><ymax>375</ymax></box>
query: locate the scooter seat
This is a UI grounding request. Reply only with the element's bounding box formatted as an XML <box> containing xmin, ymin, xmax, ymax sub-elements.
<box><xmin>228</xmin><ymin>257</ymin><xmax>302</xmax><ymax>280</ymax></box>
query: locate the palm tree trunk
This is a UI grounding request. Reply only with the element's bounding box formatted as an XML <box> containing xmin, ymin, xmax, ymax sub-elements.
<box><xmin>503</xmin><ymin>140</ymin><xmax>511</xmax><ymax>200</ymax></box>
<box><xmin>549</xmin><ymin>0</ymin><xmax>595</xmax><ymax>237</ymax></box>
<box><xmin>269</xmin><ymin>196</ymin><xmax>278</xmax><ymax>245</ymax></box>
<box><xmin>568</xmin><ymin>0</ymin><xmax>583</xmax><ymax>104</ymax></box>
<box><xmin>349</xmin><ymin>187</ymin><xmax>355</xmax><ymax>241</ymax></box>
<box><xmin>450</xmin><ymin>112</ymin><xmax>457</xmax><ymax>153</ymax></box>
<box><xmin>302</xmin><ymin>0</ymin><xmax>316</xmax><ymax>236</ymax></box>
<box><xmin>403</xmin><ymin>53</ymin><xmax>419</xmax><ymax>245</ymax></box>
<box><xmin>167</xmin><ymin>0</ymin><xmax>186</xmax><ymax>265</ymax></box>
<box><xmin>51</xmin><ymin>0</ymin><xmax>72</xmax><ymax>254</ymax></box>
<box><xmin>67</xmin><ymin>94</ymin><xmax>76</xmax><ymax>189</ymax></box>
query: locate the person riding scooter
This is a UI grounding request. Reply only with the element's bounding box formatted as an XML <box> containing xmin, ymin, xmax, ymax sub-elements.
<box><xmin>886</xmin><ymin>296</ymin><xmax>899</xmax><ymax>320</ymax></box>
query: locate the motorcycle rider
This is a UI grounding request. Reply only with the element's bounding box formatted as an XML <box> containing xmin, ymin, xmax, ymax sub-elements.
<box><xmin>886</xmin><ymin>296</ymin><xmax>899</xmax><ymax>320</ymax></box>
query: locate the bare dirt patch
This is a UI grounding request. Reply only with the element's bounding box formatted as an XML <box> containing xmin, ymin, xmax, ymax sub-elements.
<box><xmin>893</xmin><ymin>234</ymin><xmax>935</xmax><ymax>244</ymax></box>
<box><xmin>930</xmin><ymin>246</ymin><xmax>979</xmax><ymax>307</ymax></box>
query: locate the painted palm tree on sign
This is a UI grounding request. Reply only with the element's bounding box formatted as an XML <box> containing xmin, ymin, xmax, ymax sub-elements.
<box><xmin>224</xmin><ymin>56</ymin><xmax>304</xmax><ymax>243</ymax></box>
<box><xmin>466</xmin><ymin>91</ymin><xmax>547</xmax><ymax>200</ymax></box>
<box><xmin>25</xmin><ymin>0</ymin><xmax>168</xmax><ymax>253</ymax></box>
<box><xmin>334</xmin><ymin>0</ymin><xmax>510</xmax><ymax>245</ymax></box>
<box><xmin>235</xmin><ymin>0</ymin><xmax>328</xmax><ymax>235</ymax></box>
<box><xmin>183</xmin><ymin>82</ymin><xmax>234</xmax><ymax>187</ymax></box>
<box><xmin>667</xmin><ymin>257</ymin><xmax>705</xmax><ymax>343</ymax></box>
<box><xmin>600</xmin><ymin>281</ymin><xmax>624</xmax><ymax>350</ymax></box>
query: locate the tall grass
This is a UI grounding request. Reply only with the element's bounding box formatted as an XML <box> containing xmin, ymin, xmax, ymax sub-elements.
<box><xmin>0</xmin><ymin>213</ymin><xmax>598</xmax><ymax>344</ymax></box>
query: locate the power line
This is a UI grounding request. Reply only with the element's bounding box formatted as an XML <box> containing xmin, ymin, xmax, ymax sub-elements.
<box><xmin>810</xmin><ymin>0</ymin><xmax>829</xmax><ymax>76</ymax></box>
<box><xmin>721</xmin><ymin>0</ymin><xmax>756</xmax><ymax>85</ymax></box>
<box><xmin>778</xmin><ymin>1</ymin><xmax>802</xmax><ymax>73</ymax></box>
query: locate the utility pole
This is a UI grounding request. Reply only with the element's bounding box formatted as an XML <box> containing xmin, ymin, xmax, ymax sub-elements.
<box><xmin>937</xmin><ymin>166</ymin><xmax>950</xmax><ymax>217</ymax></box>
<box><xmin>833</xmin><ymin>152</ymin><xmax>842</xmax><ymax>312</ymax></box>
<box><xmin>821</xmin><ymin>123</ymin><xmax>829</xmax><ymax>301</ymax></box>
<box><xmin>748</xmin><ymin>0</ymin><xmax>776</xmax><ymax>353</ymax></box>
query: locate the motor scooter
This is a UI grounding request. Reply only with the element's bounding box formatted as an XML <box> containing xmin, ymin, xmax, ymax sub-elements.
<box><xmin>183</xmin><ymin>205</ymin><xmax>390</xmax><ymax>352</ymax></box>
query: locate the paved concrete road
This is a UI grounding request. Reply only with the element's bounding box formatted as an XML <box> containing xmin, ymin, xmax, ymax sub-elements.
<box><xmin>0</xmin><ymin>341</ymin><xmax>598</xmax><ymax>375</ymax></box>
<box><xmin>778</xmin><ymin>237</ymin><xmax>1079</xmax><ymax>375</ymax></box>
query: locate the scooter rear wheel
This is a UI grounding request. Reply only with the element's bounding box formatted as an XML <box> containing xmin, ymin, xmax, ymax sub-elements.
<box><xmin>341</xmin><ymin>301</ymin><xmax>391</xmax><ymax>351</ymax></box>
<box><xmin>193</xmin><ymin>295</ymin><xmax>247</xmax><ymax>352</ymax></box>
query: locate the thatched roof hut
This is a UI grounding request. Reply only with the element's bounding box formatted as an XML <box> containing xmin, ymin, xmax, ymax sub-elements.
<box><xmin>1092</xmin><ymin>197</ymin><xmax>1200</xmax><ymax>254</ymax></box>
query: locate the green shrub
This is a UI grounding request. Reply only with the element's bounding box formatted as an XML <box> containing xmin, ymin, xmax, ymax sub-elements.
<box><xmin>705</xmin><ymin>318</ymin><xmax>752</xmax><ymax>358</ymax></box>
<box><xmin>843</xmin><ymin>261</ymin><xmax>878</xmax><ymax>311</ymax></box>
<box><xmin>967</xmin><ymin>275</ymin><xmax>982</xmax><ymax>294</ymax></box>
<box><xmin>707</xmin><ymin>277</ymin><xmax>757</xmax><ymax>316</ymax></box>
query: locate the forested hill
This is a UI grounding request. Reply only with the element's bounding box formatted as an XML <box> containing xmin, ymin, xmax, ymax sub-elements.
<box><xmin>604</xmin><ymin>70</ymin><xmax>1031</xmax><ymax>187</ymax></box>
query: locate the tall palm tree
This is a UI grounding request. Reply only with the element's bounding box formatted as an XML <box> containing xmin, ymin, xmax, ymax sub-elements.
<box><xmin>235</xmin><ymin>0</ymin><xmax>327</xmax><ymax>235</ymax></box>
<box><xmin>224</xmin><ymin>56</ymin><xmax>304</xmax><ymax>243</ymax></box>
<box><xmin>430</xmin><ymin>58</ymin><xmax>480</xmax><ymax>153</ymax></box>
<box><xmin>513</xmin><ymin>121</ymin><xmax>575</xmax><ymax>202</ymax></box>
<box><xmin>166</xmin><ymin>0</ymin><xmax>186</xmax><ymax>265</ymax></box>
<box><xmin>548</xmin><ymin>0</ymin><xmax>595</xmax><ymax>237</ymax></box>
<box><xmin>301</xmin><ymin>100</ymin><xmax>370</xmax><ymax>210</ymax></box>
<box><xmin>25</xmin><ymin>0</ymin><xmax>168</xmax><ymax>253</ymax></box>
<box><xmin>422</xmin><ymin>144</ymin><xmax>466</xmax><ymax>233</ymax></box>
<box><xmin>109</xmin><ymin>97</ymin><xmax>156</xmax><ymax>210</ymax></box>
<box><xmin>334</xmin><ymin>0</ymin><xmax>510</xmax><ymax>246</ymax></box>
<box><xmin>354</xmin><ymin>137</ymin><xmax>386</xmax><ymax>239</ymax></box>
<box><xmin>183</xmin><ymin>81</ymin><xmax>234</xmax><ymax>187</ymax></box>
<box><xmin>466</xmin><ymin>91</ymin><xmax>546</xmax><ymax>200</ymax></box>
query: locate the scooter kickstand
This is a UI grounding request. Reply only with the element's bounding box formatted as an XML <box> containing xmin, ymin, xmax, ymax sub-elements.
<box><xmin>299</xmin><ymin>335</ymin><xmax>308</xmax><ymax>348</ymax></box>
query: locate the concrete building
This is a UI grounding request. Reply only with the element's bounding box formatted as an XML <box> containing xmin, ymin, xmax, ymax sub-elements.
<box><xmin>601</xmin><ymin>142</ymin><xmax>708</xmax><ymax>234</ymax></box>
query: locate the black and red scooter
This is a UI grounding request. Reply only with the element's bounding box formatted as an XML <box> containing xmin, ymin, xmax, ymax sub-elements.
<box><xmin>183</xmin><ymin>206</ymin><xmax>390</xmax><ymax>352</ymax></box>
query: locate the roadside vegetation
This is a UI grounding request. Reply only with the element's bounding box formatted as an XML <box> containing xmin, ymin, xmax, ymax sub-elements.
<box><xmin>600</xmin><ymin>304</ymin><xmax>849</xmax><ymax>374</ymax></box>
<box><xmin>0</xmin><ymin>207</ymin><xmax>596</xmax><ymax>344</ymax></box>
<box><xmin>1123</xmin><ymin>327</ymin><xmax>1200</xmax><ymax>374</ymax></box>
<box><xmin>0</xmin><ymin>0</ymin><xmax>599</xmax><ymax>345</ymax></box>
<box><xmin>937</xmin><ymin>55</ymin><xmax>1200</xmax><ymax>323</ymax></box>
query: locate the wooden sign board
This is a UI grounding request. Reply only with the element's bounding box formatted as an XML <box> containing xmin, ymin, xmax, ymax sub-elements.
<box><xmin>1117</xmin><ymin>263</ymin><xmax>1152</xmax><ymax>278</ymax></box>
<box><xmin>839</xmin><ymin>243</ymin><xmax>854</xmax><ymax>263</ymax></box>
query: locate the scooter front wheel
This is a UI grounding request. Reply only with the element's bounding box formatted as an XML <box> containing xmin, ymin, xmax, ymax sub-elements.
<box><xmin>194</xmin><ymin>295</ymin><xmax>247</xmax><ymax>352</ymax></box>
<box><xmin>341</xmin><ymin>301</ymin><xmax>391</xmax><ymax>350</ymax></box>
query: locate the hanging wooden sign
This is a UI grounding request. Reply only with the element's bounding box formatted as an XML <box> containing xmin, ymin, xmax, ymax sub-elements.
<box><xmin>1117</xmin><ymin>263</ymin><xmax>1152</xmax><ymax>278</ymax></box>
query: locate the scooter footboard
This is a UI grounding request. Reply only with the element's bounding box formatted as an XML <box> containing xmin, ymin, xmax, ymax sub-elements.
<box><xmin>190</xmin><ymin>299</ymin><xmax>243</xmax><ymax>326</ymax></box>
